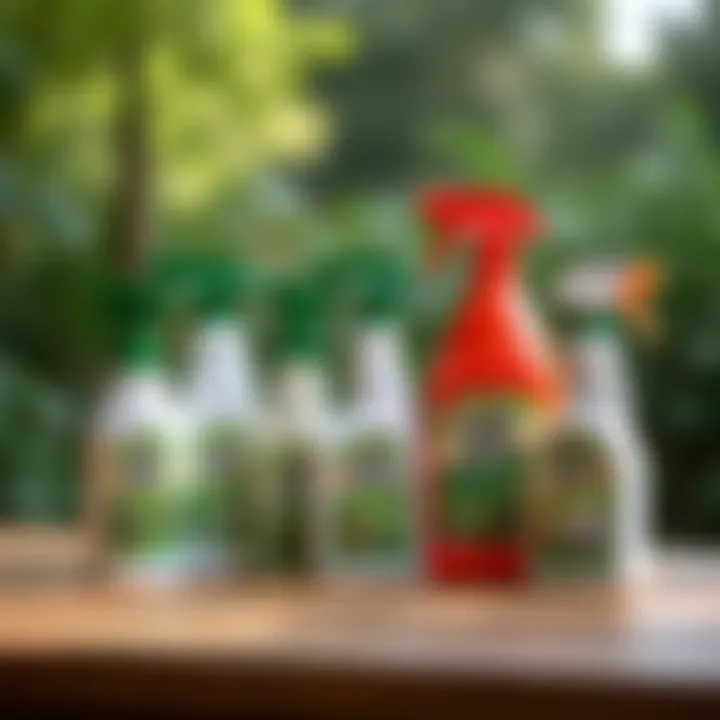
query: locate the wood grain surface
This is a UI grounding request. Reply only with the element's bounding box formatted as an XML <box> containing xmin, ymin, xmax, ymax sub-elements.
<box><xmin>0</xmin><ymin>544</ymin><xmax>719</xmax><ymax>717</ymax></box>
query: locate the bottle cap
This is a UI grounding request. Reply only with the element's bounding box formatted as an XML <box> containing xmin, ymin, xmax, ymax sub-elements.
<box><xmin>333</xmin><ymin>248</ymin><xmax>411</xmax><ymax>322</ymax></box>
<box><xmin>107</xmin><ymin>276</ymin><xmax>163</xmax><ymax>369</ymax></box>
<box><xmin>196</xmin><ymin>257</ymin><xmax>257</xmax><ymax>319</ymax></box>
<box><xmin>419</xmin><ymin>186</ymin><xmax>541</xmax><ymax>260</ymax></box>
<box><xmin>274</xmin><ymin>269</ymin><xmax>327</xmax><ymax>360</ymax></box>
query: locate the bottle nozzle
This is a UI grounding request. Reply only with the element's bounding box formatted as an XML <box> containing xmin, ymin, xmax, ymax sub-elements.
<box><xmin>418</xmin><ymin>186</ymin><xmax>541</xmax><ymax>265</ymax></box>
<box><xmin>558</xmin><ymin>260</ymin><xmax>664</xmax><ymax>340</ymax></box>
<box><xmin>618</xmin><ymin>260</ymin><xmax>664</xmax><ymax>340</ymax></box>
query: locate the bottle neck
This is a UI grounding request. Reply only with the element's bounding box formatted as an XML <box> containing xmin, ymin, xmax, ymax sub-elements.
<box><xmin>119</xmin><ymin>361</ymin><xmax>163</xmax><ymax>381</ymax></box>
<box><xmin>110</xmin><ymin>369</ymin><xmax>167</xmax><ymax>405</ymax></box>
<box><xmin>99</xmin><ymin>369</ymin><xmax>174</xmax><ymax>436</ymax></box>
<box><xmin>452</xmin><ymin>244</ymin><xmax>520</xmax><ymax>326</ymax></box>
<box><xmin>356</xmin><ymin>324</ymin><xmax>412</xmax><ymax>420</ymax></box>
<box><xmin>190</xmin><ymin>319</ymin><xmax>258</xmax><ymax>418</ymax></box>
<box><xmin>276</xmin><ymin>360</ymin><xmax>328</xmax><ymax>427</ymax></box>
<box><xmin>480</xmin><ymin>242</ymin><xmax>519</xmax><ymax>287</ymax></box>
<box><xmin>570</xmin><ymin>330</ymin><xmax>634</xmax><ymax>419</ymax></box>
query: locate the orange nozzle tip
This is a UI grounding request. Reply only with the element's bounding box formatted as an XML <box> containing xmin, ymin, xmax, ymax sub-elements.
<box><xmin>618</xmin><ymin>260</ymin><xmax>663</xmax><ymax>308</ymax></box>
<box><xmin>618</xmin><ymin>259</ymin><xmax>664</xmax><ymax>337</ymax></box>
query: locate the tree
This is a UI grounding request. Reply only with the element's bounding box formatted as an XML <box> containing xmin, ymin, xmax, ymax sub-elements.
<box><xmin>0</xmin><ymin>0</ymin><xmax>350</xmax><ymax>521</ymax></box>
<box><xmin>1</xmin><ymin>0</ymin><xmax>351</xmax><ymax>269</ymax></box>
<box><xmin>301</xmin><ymin>0</ymin><xmax>591</xmax><ymax>195</ymax></box>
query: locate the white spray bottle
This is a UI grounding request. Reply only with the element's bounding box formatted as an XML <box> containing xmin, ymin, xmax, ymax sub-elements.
<box><xmin>186</xmin><ymin>259</ymin><xmax>266</xmax><ymax>577</ymax></box>
<box><xmin>530</xmin><ymin>263</ymin><xmax>659</xmax><ymax>584</ymax></box>
<box><xmin>93</xmin><ymin>280</ymin><xmax>194</xmax><ymax>588</ymax></box>
<box><xmin>265</xmin><ymin>269</ymin><xmax>335</xmax><ymax>576</ymax></box>
<box><xmin>322</xmin><ymin>250</ymin><xmax>418</xmax><ymax>581</ymax></box>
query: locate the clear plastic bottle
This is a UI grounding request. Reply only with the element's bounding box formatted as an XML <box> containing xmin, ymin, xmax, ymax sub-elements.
<box><xmin>264</xmin><ymin>271</ymin><xmax>335</xmax><ymax>576</ymax></box>
<box><xmin>93</xmin><ymin>282</ymin><xmax>195</xmax><ymax>588</ymax></box>
<box><xmin>529</xmin><ymin>264</ymin><xmax>656</xmax><ymax>584</ymax></box>
<box><xmin>323</xmin><ymin>251</ymin><xmax>418</xmax><ymax>581</ymax></box>
<box><xmin>186</xmin><ymin>260</ymin><xmax>267</xmax><ymax>578</ymax></box>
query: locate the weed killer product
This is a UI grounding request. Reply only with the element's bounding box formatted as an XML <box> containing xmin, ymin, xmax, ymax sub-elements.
<box><xmin>323</xmin><ymin>250</ymin><xmax>418</xmax><ymax>581</ymax></box>
<box><xmin>97</xmin><ymin>282</ymin><xmax>193</xmax><ymax>588</ymax></box>
<box><xmin>419</xmin><ymin>188</ymin><xmax>561</xmax><ymax>584</ymax></box>
<box><xmin>529</xmin><ymin>263</ymin><xmax>657</xmax><ymax>584</ymax></box>
<box><xmin>186</xmin><ymin>260</ymin><xmax>265</xmax><ymax>578</ymax></box>
<box><xmin>266</xmin><ymin>273</ymin><xmax>334</xmax><ymax>575</ymax></box>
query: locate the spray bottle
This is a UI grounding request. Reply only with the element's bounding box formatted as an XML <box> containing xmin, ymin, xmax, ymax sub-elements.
<box><xmin>266</xmin><ymin>270</ymin><xmax>334</xmax><ymax>575</ymax></box>
<box><xmin>186</xmin><ymin>258</ymin><xmax>266</xmax><ymax>578</ymax></box>
<box><xmin>529</xmin><ymin>262</ymin><xmax>658</xmax><ymax>584</ymax></box>
<box><xmin>92</xmin><ymin>279</ymin><xmax>194</xmax><ymax>587</ymax></box>
<box><xmin>419</xmin><ymin>187</ymin><xmax>562</xmax><ymax>584</ymax></box>
<box><xmin>322</xmin><ymin>250</ymin><xmax>418</xmax><ymax>581</ymax></box>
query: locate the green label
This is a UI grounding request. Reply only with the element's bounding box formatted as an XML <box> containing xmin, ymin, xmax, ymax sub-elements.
<box><xmin>114</xmin><ymin>432</ymin><xmax>183</xmax><ymax>557</ymax></box>
<box><xmin>438</xmin><ymin>399</ymin><xmax>528</xmax><ymax>541</ymax></box>
<box><xmin>530</xmin><ymin>432</ymin><xmax>614</xmax><ymax>579</ymax></box>
<box><xmin>194</xmin><ymin>426</ymin><xmax>255</xmax><ymax>560</ymax></box>
<box><xmin>268</xmin><ymin>445</ymin><xmax>314</xmax><ymax>574</ymax></box>
<box><xmin>332</xmin><ymin>435</ymin><xmax>412</xmax><ymax>567</ymax></box>
<box><xmin>442</xmin><ymin>454</ymin><xmax>523</xmax><ymax>538</ymax></box>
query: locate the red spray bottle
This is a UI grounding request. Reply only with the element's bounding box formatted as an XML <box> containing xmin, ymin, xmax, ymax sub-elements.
<box><xmin>419</xmin><ymin>187</ymin><xmax>562</xmax><ymax>584</ymax></box>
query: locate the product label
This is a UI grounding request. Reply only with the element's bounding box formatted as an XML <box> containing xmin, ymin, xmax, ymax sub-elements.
<box><xmin>436</xmin><ymin>399</ymin><xmax>531</xmax><ymax>541</ymax></box>
<box><xmin>528</xmin><ymin>431</ymin><xmax>614</xmax><ymax>579</ymax></box>
<box><xmin>331</xmin><ymin>434</ymin><xmax>412</xmax><ymax>569</ymax></box>
<box><xmin>114</xmin><ymin>431</ymin><xmax>182</xmax><ymax>559</ymax></box>
<box><xmin>193</xmin><ymin>425</ymin><xmax>258</xmax><ymax>569</ymax></box>
<box><xmin>268</xmin><ymin>444</ymin><xmax>314</xmax><ymax>574</ymax></box>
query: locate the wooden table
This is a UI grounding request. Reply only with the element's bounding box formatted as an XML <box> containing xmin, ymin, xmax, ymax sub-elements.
<box><xmin>1</xmin><ymin>552</ymin><xmax>720</xmax><ymax>717</ymax></box>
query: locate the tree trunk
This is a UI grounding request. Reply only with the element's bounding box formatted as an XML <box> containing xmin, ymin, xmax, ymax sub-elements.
<box><xmin>107</xmin><ymin>33</ymin><xmax>151</xmax><ymax>274</ymax></box>
<box><xmin>85</xmin><ymin>30</ymin><xmax>153</xmax><ymax>546</ymax></box>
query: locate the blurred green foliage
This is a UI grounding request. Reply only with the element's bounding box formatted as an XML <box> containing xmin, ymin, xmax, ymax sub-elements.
<box><xmin>0</xmin><ymin>0</ymin><xmax>350</xmax><ymax>523</ymax></box>
<box><xmin>2</xmin><ymin>0</ymin><xmax>720</xmax><ymax>544</ymax></box>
